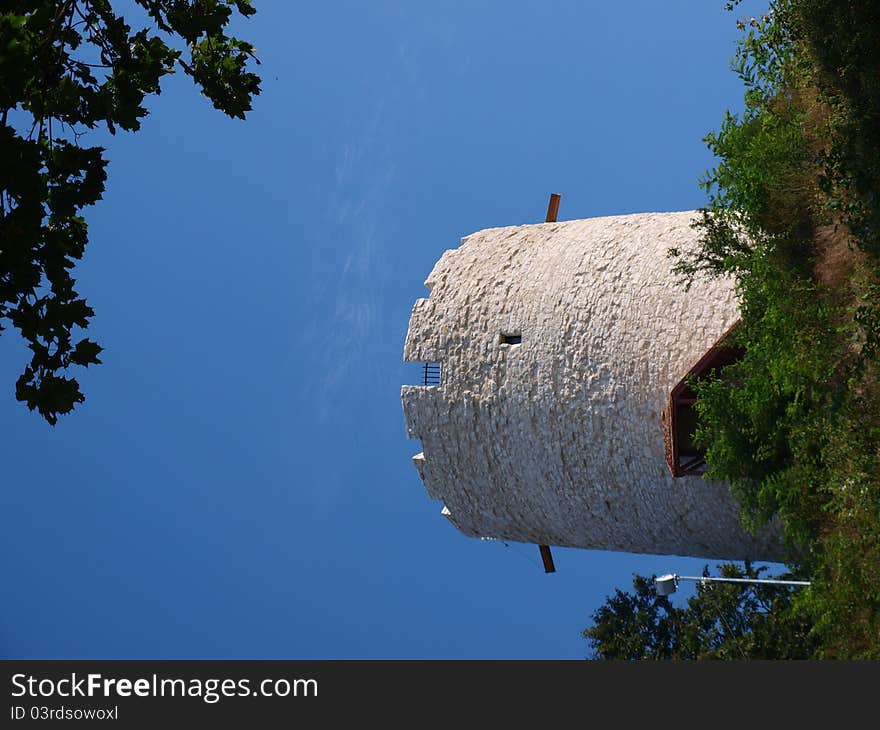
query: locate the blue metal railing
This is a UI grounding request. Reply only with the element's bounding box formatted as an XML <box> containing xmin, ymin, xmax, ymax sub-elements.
<box><xmin>422</xmin><ymin>362</ymin><xmax>441</xmax><ymax>386</ymax></box>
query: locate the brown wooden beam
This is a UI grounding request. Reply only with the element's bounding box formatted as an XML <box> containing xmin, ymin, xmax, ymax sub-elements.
<box><xmin>545</xmin><ymin>193</ymin><xmax>561</xmax><ymax>223</ymax></box>
<box><xmin>539</xmin><ymin>544</ymin><xmax>556</xmax><ymax>573</ymax></box>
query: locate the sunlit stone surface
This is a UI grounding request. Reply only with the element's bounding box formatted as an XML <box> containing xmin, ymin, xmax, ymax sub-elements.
<box><xmin>402</xmin><ymin>211</ymin><xmax>782</xmax><ymax>561</ymax></box>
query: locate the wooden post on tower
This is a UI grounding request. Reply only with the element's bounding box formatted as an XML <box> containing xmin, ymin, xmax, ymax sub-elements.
<box><xmin>539</xmin><ymin>544</ymin><xmax>556</xmax><ymax>573</ymax></box>
<box><xmin>545</xmin><ymin>193</ymin><xmax>561</xmax><ymax>223</ymax></box>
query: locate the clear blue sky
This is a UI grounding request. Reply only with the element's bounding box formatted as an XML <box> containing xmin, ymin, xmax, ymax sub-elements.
<box><xmin>0</xmin><ymin>0</ymin><xmax>779</xmax><ymax>659</ymax></box>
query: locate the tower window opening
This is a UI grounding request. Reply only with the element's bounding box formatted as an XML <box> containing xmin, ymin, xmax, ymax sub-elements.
<box><xmin>665</xmin><ymin>326</ymin><xmax>743</xmax><ymax>478</ymax></box>
<box><xmin>501</xmin><ymin>333</ymin><xmax>522</xmax><ymax>345</ymax></box>
<box><xmin>674</xmin><ymin>391</ymin><xmax>707</xmax><ymax>474</ymax></box>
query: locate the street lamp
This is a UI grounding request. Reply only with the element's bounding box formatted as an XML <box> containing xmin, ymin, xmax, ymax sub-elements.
<box><xmin>655</xmin><ymin>573</ymin><xmax>811</xmax><ymax>596</ymax></box>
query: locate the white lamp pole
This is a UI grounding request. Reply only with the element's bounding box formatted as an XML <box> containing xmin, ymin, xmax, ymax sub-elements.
<box><xmin>655</xmin><ymin>573</ymin><xmax>811</xmax><ymax>596</ymax></box>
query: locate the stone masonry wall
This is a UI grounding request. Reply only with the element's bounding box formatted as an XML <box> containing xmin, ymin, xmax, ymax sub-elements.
<box><xmin>401</xmin><ymin>211</ymin><xmax>782</xmax><ymax>561</ymax></box>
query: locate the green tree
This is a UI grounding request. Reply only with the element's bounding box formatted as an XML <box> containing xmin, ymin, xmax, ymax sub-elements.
<box><xmin>668</xmin><ymin>1</ymin><xmax>840</xmax><ymax>557</ymax></box>
<box><xmin>660</xmin><ymin>0</ymin><xmax>880</xmax><ymax>657</ymax></box>
<box><xmin>0</xmin><ymin>0</ymin><xmax>260</xmax><ymax>423</ymax></box>
<box><xmin>583</xmin><ymin>563</ymin><xmax>817</xmax><ymax>660</ymax></box>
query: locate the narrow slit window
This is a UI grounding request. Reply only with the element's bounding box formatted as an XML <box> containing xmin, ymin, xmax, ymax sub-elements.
<box><xmin>501</xmin><ymin>334</ymin><xmax>522</xmax><ymax>345</ymax></box>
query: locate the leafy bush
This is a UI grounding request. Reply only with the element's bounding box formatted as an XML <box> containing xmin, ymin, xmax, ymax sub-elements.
<box><xmin>661</xmin><ymin>0</ymin><xmax>880</xmax><ymax>657</ymax></box>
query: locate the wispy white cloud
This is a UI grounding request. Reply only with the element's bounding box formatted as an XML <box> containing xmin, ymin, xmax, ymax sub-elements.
<box><xmin>301</xmin><ymin>94</ymin><xmax>398</xmax><ymax>424</ymax></box>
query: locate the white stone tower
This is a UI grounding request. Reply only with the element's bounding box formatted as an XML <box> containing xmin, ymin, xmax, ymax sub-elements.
<box><xmin>401</xmin><ymin>206</ymin><xmax>782</xmax><ymax>562</ymax></box>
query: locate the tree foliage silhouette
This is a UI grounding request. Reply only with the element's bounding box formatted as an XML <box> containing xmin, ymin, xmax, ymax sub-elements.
<box><xmin>0</xmin><ymin>0</ymin><xmax>260</xmax><ymax>423</ymax></box>
<box><xmin>584</xmin><ymin>563</ymin><xmax>816</xmax><ymax>659</ymax></box>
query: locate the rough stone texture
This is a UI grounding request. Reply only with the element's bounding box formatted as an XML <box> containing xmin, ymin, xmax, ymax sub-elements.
<box><xmin>401</xmin><ymin>210</ymin><xmax>782</xmax><ymax>561</ymax></box>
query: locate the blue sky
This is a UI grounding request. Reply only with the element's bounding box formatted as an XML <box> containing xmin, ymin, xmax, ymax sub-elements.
<box><xmin>0</xmin><ymin>0</ymin><xmax>779</xmax><ymax>659</ymax></box>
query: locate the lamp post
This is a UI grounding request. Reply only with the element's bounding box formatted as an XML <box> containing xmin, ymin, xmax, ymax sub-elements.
<box><xmin>655</xmin><ymin>573</ymin><xmax>811</xmax><ymax>597</ymax></box>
